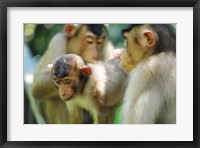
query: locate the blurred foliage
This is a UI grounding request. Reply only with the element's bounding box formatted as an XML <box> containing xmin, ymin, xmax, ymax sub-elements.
<box><xmin>25</xmin><ymin>24</ymin><xmax>65</xmax><ymax>56</ymax></box>
<box><xmin>108</xmin><ymin>24</ymin><xmax>129</xmax><ymax>48</ymax></box>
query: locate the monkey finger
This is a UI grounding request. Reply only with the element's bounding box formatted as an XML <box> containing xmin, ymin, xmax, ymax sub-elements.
<box><xmin>113</xmin><ymin>48</ymin><xmax>125</xmax><ymax>58</ymax></box>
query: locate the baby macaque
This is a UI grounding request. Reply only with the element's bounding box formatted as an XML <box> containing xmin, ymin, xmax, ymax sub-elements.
<box><xmin>49</xmin><ymin>54</ymin><xmax>127</xmax><ymax>124</ymax></box>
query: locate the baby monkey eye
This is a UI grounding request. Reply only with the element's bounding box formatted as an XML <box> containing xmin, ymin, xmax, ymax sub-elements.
<box><xmin>64</xmin><ymin>79</ymin><xmax>72</xmax><ymax>85</ymax></box>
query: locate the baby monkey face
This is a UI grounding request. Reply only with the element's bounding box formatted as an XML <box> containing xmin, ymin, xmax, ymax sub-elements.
<box><xmin>51</xmin><ymin>54</ymin><xmax>92</xmax><ymax>101</ymax></box>
<box><xmin>52</xmin><ymin>70</ymin><xmax>80</xmax><ymax>101</ymax></box>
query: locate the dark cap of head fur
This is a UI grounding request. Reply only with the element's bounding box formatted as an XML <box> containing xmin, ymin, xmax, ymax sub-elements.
<box><xmin>122</xmin><ymin>24</ymin><xmax>141</xmax><ymax>34</ymax></box>
<box><xmin>53</xmin><ymin>57</ymin><xmax>72</xmax><ymax>78</ymax></box>
<box><xmin>122</xmin><ymin>24</ymin><xmax>176</xmax><ymax>53</ymax></box>
<box><xmin>52</xmin><ymin>54</ymin><xmax>87</xmax><ymax>78</ymax></box>
<box><xmin>86</xmin><ymin>24</ymin><xmax>106</xmax><ymax>36</ymax></box>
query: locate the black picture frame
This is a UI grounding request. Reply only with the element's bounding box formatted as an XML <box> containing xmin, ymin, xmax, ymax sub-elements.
<box><xmin>0</xmin><ymin>0</ymin><xmax>199</xmax><ymax>147</ymax></box>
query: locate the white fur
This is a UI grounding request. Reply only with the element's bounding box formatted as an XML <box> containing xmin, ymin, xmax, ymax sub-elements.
<box><xmin>65</xmin><ymin>62</ymin><xmax>108</xmax><ymax>124</ymax></box>
<box><xmin>122</xmin><ymin>52</ymin><xmax>176</xmax><ymax>124</ymax></box>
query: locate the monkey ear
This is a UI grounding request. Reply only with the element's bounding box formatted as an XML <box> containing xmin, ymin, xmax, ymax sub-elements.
<box><xmin>47</xmin><ymin>64</ymin><xmax>54</xmax><ymax>71</ymax></box>
<box><xmin>79</xmin><ymin>66</ymin><xmax>92</xmax><ymax>77</ymax></box>
<box><xmin>64</xmin><ymin>24</ymin><xmax>76</xmax><ymax>37</ymax></box>
<box><xmin>144</xmin><ymin>31</ymin><xmax>156</xmax><ymax>48</ymax></box>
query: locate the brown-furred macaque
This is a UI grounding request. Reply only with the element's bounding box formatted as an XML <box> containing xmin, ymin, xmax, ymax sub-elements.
<box><xmin>31</xmin><ymin>24</ymin><xmax>114</xmax><ymax>124</ymax></box>
<box><xmin>49</xmin><ymin>54</ymin><xmax>127</xmax><ymax>124</ymax></box>
<box><xmin>120</xmin><ymin>24</ymin><xmax>176</xmax><ymax>124</ymax></box>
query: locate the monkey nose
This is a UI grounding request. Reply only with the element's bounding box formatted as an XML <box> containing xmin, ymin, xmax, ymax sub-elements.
<box><xmin>60</xmin><ymin>92</ymin><xmax>66</xmax><ymax>97</ymax></box>
<box><xmin>62</xmin><ymin>93</ymin><xmax>66</xmax><ymax>97</ymax></box>
<box><xmin>61</xmin><ymin>94</ymin><xmax>67</xmax><ymax>101</ymax></box>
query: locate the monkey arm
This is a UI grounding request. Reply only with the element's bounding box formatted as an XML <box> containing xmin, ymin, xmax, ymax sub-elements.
<box><xmin>31</xmin><ymin>33</ymin><xmax>67</xmax><ymax>100</ymax></box>
<box><xmin>32</xmin><ymin>70</ymin><xmax>58</xmax><ymax>99</ymax></box>
<box><xmin>65</xmin><ymin>100</ymin><xmax>84</xmax><ymax>124</ymax></box>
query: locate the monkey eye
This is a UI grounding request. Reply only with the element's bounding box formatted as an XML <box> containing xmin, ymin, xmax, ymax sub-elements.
<box><xmin>97</xmin><ymin>41</ymin><xmax>103</xmax><ymax>45</ymax></box>
<box><xmin>64</xmin><ymin>79</ymin><xmax>72</xmax><ymax>85</ymax></box>
<box><xmin>86</xmin><ymin>37</ymin><xmax>94</xmax><ymax>44</ymax></box>
<box><xmin>97</xmin><ymin>41</ymin><xmax>102</xmax><ymax>45</ymax></box>
<box><xmin>87</xmin><ymin>41</ymin><xmax>93</xmax><ymax>44</ymax></box>
<box><xmin>97</xmin><ymin>38</ymin><xmax>104</xmax><ymax>45</ymax></box>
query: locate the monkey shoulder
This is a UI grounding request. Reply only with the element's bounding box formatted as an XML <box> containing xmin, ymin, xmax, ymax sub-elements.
<box><xmin>127</xmin><ymin>51</ymin><xmax>176</xmax><ymax>97</ymax></box>
<box><xmin>46</xmin><ymin>33</ymin><xmax>67</xmax><ymax>59</ymax></box>
<box><xmin>86</xmin><ymin>63</ymin><xmax>107</xmax><ymax>96</ymax></box>
<box><xmin>49</xmin><ymin>32</ymin><xmax>67</xmax><ymax>49</ymax></box>
<box><xmin>93</xmin><ymin>59</ymin><xmax>127</xmax><ymax>106</ymax></box>
<box><xmin>134</xmin><ymin>51</ymin><xmax>176</xmax><ymax>81</ymax></box>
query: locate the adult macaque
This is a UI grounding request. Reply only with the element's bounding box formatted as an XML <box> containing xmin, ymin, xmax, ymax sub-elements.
<box><xmin>31</xmin><ymin>24</ymin><xmax>114</xmax><ymax>123</ymax></box>
<box><xmin>120</xmin><ymin>24</ymin><xmax>176</xmax><ymax>124</ymax></box>
<box><xmin>49</xmin><ymin>54</ymin><xmax>127</xmax><ymax>124</ymax></box>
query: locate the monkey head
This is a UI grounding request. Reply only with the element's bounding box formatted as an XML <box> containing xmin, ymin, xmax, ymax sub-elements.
<box><xmin>120</xmin><ymin>24</ymin><xmax>176</xmax><ymax>74</ymax></box>
<box><xmin>49</xmin><ymin>54</ymin><xmax>92</xmax><ymax>101</ymax></box>
<box><xmin>120</xmin><ymin>24</ymin><xmax>157</xmax><ymax>73</ymax></box>
<box><xmin>64</xmin><ymin>24</ymin><xmax>107</xmax><ymax>63</ymax></box>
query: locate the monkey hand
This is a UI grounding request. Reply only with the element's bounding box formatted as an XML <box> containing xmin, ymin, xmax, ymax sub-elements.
<box><xmin>112</xmin><ymin>48</ymin><xmax>125</xmax><ymax>59</ymax></box>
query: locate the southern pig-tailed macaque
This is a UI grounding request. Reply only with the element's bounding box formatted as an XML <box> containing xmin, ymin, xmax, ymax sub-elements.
<box><xmin>31</xmin><ymin>24</ymin><xmax>114</xmax><ymax>124</ymax></box>
<box><xmin>49</xmin><ymin>54</ymin><xmax>127</xmax><ymax>124</ymax></box>
<box><xmin>120</xmin><ymin>24</ymin><xmax>176</xmax><ymax>124</ymax></box>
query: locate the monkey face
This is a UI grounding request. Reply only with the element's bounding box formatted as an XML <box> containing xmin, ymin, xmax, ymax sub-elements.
<box><xmin>119</xmin><ymin>51</ymin><xmax>135</xmax><ymax>74</ymax></box>
<box><xmin>120</xmin><ymin>29</ymin><xmax>140</xmax><ymax>73</ymax></box>
<box><xmin>120</xmin><ymin>25</ymin><xmax>157</xmax><ymax>73</ymax></box>
<box><xmin>58</xmin><ymin>78</ymin><xmax>76</xmax><ymax>101</ymax></box>
<box><xmin>51</xmin><ymin>54</ymin><xmax>93</xmax><ymax>101</ymax></box>
<box><xmin>51</xmin><ymin>56</ymin><xmax>80</xmax><ymax>101</ymax></box>
<box><xmin>52</xmin><ymin>74</ymin><xmax>80</xmax><ymax>101</ymax></box>
<box><xmin>79</xmin><ymin>26</ymin><xmax>106</xmax><ymax>63</ymax></box>
<box><xmin>67</xmin><ymin>25</ymin><xmax>107</xmax><ymax>63</ymax></box>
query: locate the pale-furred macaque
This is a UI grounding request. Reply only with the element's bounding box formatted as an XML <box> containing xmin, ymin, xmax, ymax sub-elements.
<box><xmin>49</xmin><ymin>54</ymin><xmax>127</xmax><ymax>124</ymax></box>
<box><xmin>120</xmin><ymin>24</ymin><xmax>176</xmax><ymax>124</ymax></box>
<box><xmin>31</xmin><ymin>24</ymin><xmax>114</xmax><ymax>124</ymax></box>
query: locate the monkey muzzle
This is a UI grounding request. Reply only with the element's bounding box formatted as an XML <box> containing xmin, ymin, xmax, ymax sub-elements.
<box><xmin>59</xmin><ymin>88</ymin><xmax>75</xmax><ymax>101</ymax></box>
<box><xmin>60</xmin><ymin>94</ymin><xmax>74</xmax><ymax>101</ymax></box>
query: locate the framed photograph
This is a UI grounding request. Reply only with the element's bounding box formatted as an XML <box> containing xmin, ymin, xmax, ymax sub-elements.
<box><xmin>1</xmin><ymin>0</ymin><xmax>199</xmax><ymax>147</ymax></box>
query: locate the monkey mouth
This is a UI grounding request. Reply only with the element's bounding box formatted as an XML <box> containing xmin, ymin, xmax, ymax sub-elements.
<box><xmin>61</xmin><ymin>95</ymin><xmax>74</xmax><ymax>101</ymax></box>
